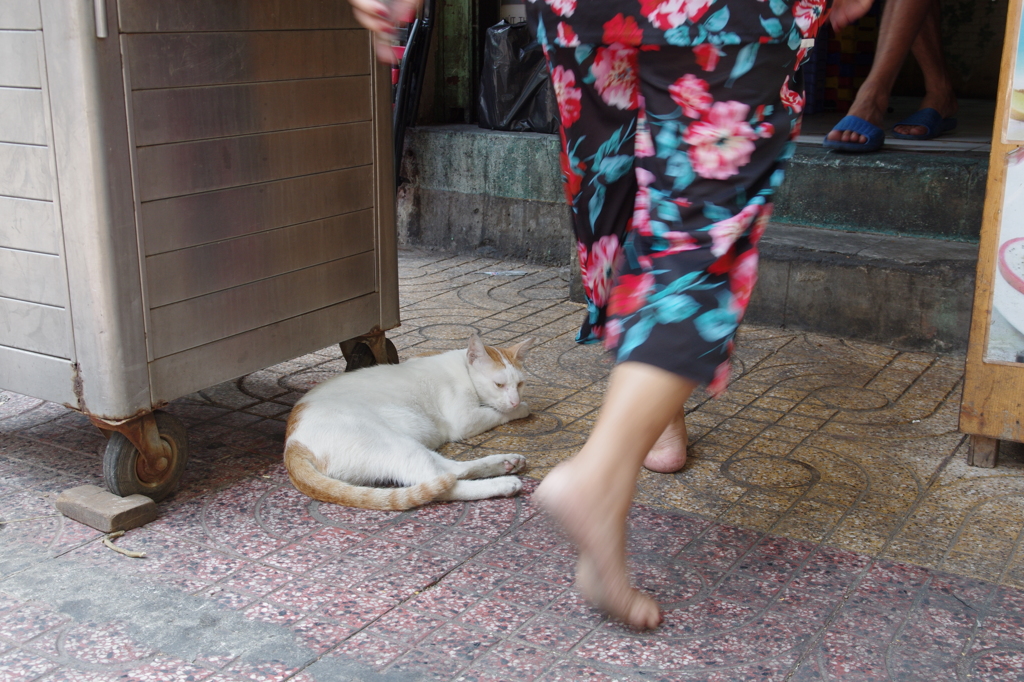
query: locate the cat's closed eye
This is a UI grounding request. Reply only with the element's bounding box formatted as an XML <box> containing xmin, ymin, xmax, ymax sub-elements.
<box><xmin>496</xmin><ymin>382</ymin><xmax>506</xmax><ymax>388</ymax></box>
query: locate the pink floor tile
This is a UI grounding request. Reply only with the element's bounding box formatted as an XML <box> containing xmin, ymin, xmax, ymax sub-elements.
<box><xmin>0</xmin><ymin>648</ymin><xmax>59</xmax><ymax>681</ymax></box>
<box><xmin>290</xmin><ymin>617</ymin><xmax>355</xmax><ymax>654</ymax></box>
<box><xmin>220</xmin><ymin>564</ymin><xmax>294</xmax><ymax>596</ymax></box>
<box><xmin>366</xmin><ymin>608</ymin><xmax>445</xmax><ymax>645</ymax></box>
<box><xmin>459</xmin><ymin>598</ymin><xmax>535</xmax><ymax>634</ymax></box>
<box><xmin>0</xmin><ymin>604</ymin><xmax>68</xmax><ymax>643</ymax></box>
<box><xmin>515</xmin><ymin>614</ymin><xmax>593</xmax><ymax>652</ymax></box>
<box><xmin>242</xmin><ymin>601</ymin><xmax>304</xmax><ymax>626</ymax></box>
<box><xmin>61</xmin><ymin>620</ymin><xmax>155</xmax><ymax>664</ymax></box>
<box><xmin>406</xmin><ymin>585</ymin><xmax>480</xmax><ymax>619</ymax></box>
<box><xmin>327</xmin><ymin>632</ymin><xmax>407</xmax><ymax>670</ymax></box>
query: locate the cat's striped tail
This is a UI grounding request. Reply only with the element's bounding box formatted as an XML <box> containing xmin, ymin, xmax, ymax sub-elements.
<box><xmin>283</xmin><ymin>441</ymin><xmax>457</xmax><ymax>511</ymax></box>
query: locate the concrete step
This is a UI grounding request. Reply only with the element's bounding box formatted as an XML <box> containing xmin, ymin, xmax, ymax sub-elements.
<box><xmin>399</xmin><ymin>124</ymin><xmax>987</xmax><ymax>246</ymax></box>
<box><xmin>397</xmin><ymin>124</ymin><xmax>981</xmax><ymax>352</ymax></box>
<box><xmin>750</xmin><ymin>224</ymin><xmax>977</xmax><ymax>353</ymax></box>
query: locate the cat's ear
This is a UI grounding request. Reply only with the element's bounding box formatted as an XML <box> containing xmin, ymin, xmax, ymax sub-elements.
<box><xmin>466</xmin><ymin>333</ymin><xmax>487</xmax><ymax>364</ymax></box>
<box><xmin>507</xmin><ymin>338</ymin><xmax>534</xmax><ymax>362</ymax></box>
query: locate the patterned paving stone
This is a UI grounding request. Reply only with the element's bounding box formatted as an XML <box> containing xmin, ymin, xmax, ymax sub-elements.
<box><xmin>1</xmin><ymin>250</ymin><xmax>1023</xmax><ymax>680</ymax></box>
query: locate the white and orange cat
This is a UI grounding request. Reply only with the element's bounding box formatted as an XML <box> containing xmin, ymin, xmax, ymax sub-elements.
<box><xmin>284</xmin><ymin>334</ymin><xmax>533</xmax><ymax>510</ymax></box>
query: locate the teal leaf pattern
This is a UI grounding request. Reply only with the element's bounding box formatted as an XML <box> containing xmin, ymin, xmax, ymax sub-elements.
<box><xmin>617</xmin><ymin>314</ymin><xmax>657</xmax><ymax>361</ymax></box>
<box><xmin>655</xmin><ymin>121</ymin><xmax>680</xmax><ymax>159</ymax></box>
<box><xmin>588</xmin><ymin>184</ymin><xmax>607</xmax><ymax>231</ymax></box>
<box><xmin>694</xmin><ymin>302</ymin><xmax>738</xmax><ymax>342</ymax></box>
<box><xmin>703</xmin><ymin>7</ymin><xmax>731</xmax><ymax>32</ymax></box>
<box><xmin>726</xmin><ymin>43</ymin><xmax>758</xmax><ymax>87</ymax></box>
<box><xmin>598</xmin><ymin>155</ymin><xmax>634</xmax><ymax>184</ymax></box>
<box><xmin>654</xmin><ymin>294</ymin><xmax>701</xmax><ymax>324</ymax></box>
<box><xmin>664</xmin><ymin>26</ymin><xmax>691</xmax><ymax>46</ymax></box>
<box><xmin>702</xmin><ymin>202</ymin><xmax>733</xmax><ymax>222</ymax></box>
<box><xmin>666</xmin><ymin>152</ymin><xmax>696</xmax><ymax>191</ymax></box>
<box><xmin>787</xmin><ymin>26</ymin><xmax>802</xmax><ymax>50</ymax></box>
<box><xmin>759</xmin><ymin>17</ymin><xmax>783</xmax><ymax>38</ymax></box>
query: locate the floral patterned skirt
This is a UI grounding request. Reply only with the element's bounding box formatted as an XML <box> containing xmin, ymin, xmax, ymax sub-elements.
<box><xmin>528</xmin><ymin>3</ymin><xmax>813</xmax><ymax>395</ymax></box>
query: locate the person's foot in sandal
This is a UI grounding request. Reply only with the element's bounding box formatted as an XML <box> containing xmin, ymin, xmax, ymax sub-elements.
<box><xmin>824</xmin><ymin>85</ymin><xmax>887</xmax><ymax>152</ymax></box>
<box><xmin>893</xmin><ymin>90</ymin><xmax>958</xmax><ymax>139</ymax></box>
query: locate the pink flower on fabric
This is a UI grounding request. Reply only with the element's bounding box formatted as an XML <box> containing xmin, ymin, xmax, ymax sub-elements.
<box><xmin>793</xmin><ymin>0</ymin><xmax>826</xmax><ymax>37</ymax></box>
<box><xmin>635</xmin><ymin>98</ymin><xmax>655</xmax><ymax>158</ymax></box>
<box><xmin>756</xmin><ymin>121</ymin><xmax>775</xmax><ymax>139</ymax></box>
<box><xmin>692</xmin><ymin>43</ymin><xmax>724</xmax><ymax>72</ymax></box>
<box><xmin>707</xmin><ymin>203</ymin><xmax>760</xmax><ymax>257</ymax></box>
<box><xmin>707</xmin><ymin>357</ymin><xmax>732</xmax><ymax>396</ymax></box>
<box><xmin>752</xmin><ymin>205</ymin><xmax>772</xmax><ymax>245</ymax></box>
<box><xmin>650</xmin><ymin>230</ymin><xmax>700</xmax><ymax>259</ymax></box>
<box><xmin>669</xmin><ymin>74</ymin><xmax>713</xmax><ymax>119</ymax></box>
<box><xmin>780</xmin><ymin>76</ymin><xmax>804</xmax><ymax>114</ymax></box>
<box><xmin>684</xmin><ymin>101</ymin><xmax>758</xmax><ymax>180</ymax></box>
<box><xmin>602</xmin><ymin>13</ymin><xmax>644</xmax><ymax>46</ymax></box>
<box><xmin>552</xmin><ymin>66</ymin><xmax>582</xmax><ymax>128</ymax></box>
<box><xmin>591</xmin><ymin>44</ymin><xmax>641</xmax><ymax>110</ymax></box>
<box><xmin>556</xmin><ymin>22</ymin><xmax>581</xmax><ymax>47</ymax></box>
<box><xmin>632</xmin><ymin>167</ymin><xmax>656</xmax><ymax>235</ymax></box>
<box><xmin>583</xmin><ymin>235</ymin><xmax>620</xmax><ymax>307</ymax></box>
<box><xmin>730</xmin><ymin>248</ymin><xmax>759</xmax><ymax>312</ymax></box>
<box><xmin>608</xmin><ymin>272</ymin><xmax>656</xmax><ymax>317</ymax></box>
<box><xmin>576</xmin><ymin>240</ymin><xmax>589</xmax><ymax>284</ymax></box>
<box><xmin>559</xmin><ymin>129</ymin><xmax>585</xmax><ymax>203</ymax></box>
<box><xmin>545</xmin><ymin>0</ymin><xmax>576</xmax><ymax>18</ymax></box>
<box><xmin>603</xmin><ymin>318</ymin><xmax>623</xmax><ymax>350</ymax></box>
<box><xmin>640</xmin><ymin>0</ymin><xmax>713</xmax><ymax>28</ymax></box>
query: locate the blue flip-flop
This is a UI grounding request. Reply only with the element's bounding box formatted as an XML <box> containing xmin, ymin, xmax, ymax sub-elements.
<box><xmin>822</xmin><ymin>115</ymin><xmax>885</xmax><ymax>153</ymax></box>
<box><xmin>891</xmin><ymin>108</ymin><xmax>957</xmax><ymax>140</ymax></box>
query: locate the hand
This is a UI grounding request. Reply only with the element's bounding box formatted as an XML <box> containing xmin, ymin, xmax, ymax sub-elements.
<box><xmin>348</xmin><ymin>0</ymin><xmax>423</xmax><ymax>63</ymax></box>
<box><xmin>828</xmin><ymin>0</ymin><xmax>874</xmax><ymax>31</ymax></box>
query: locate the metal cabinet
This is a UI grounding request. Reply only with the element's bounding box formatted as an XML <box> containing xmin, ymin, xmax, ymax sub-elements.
<box><xmin>0</xmin><ymin>0</ymin><xmax>398</xmax><ymax>499</ymax></box>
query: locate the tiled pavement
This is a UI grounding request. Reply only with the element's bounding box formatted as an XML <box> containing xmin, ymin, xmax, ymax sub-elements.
<box><xmin>2</xmin><ymin>250</ymin><xmax>1024</xmax><ymax>681</ymax></box>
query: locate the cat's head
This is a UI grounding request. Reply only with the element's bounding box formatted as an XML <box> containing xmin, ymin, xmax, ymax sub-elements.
<box><xmin>466</xmin><ymin>334</ymin><xmax>533</xmax><ymax>413</ymax></box>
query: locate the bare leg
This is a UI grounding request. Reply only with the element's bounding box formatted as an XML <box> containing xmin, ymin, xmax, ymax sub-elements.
<box><xmin>643</xmin><ymin>409</ymin><xmax>688</xmax><ymax>473</ymax></box>
<box><xmin>826</xmin><ymin>0</ymin><xmax>934</xmax><ymax>145</ymax></box>
<box><xmin>535</xmin><ymin>362</ymin><xmax>697</xmax><ymax>629</ymax></box>
<box><xmin>893</xmin><ymin>0</ymin><xmax>957</xmax><ymax>136</ymax></box>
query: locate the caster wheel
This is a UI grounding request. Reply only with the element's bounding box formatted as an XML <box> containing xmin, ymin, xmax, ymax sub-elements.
<box><xmin>343</xmin><ymin>339</ymin><xmax>399</xmax><ymax>372</ymax></box>
<box><xmin>103</xmin><ymin>411</ymin><xmax>189</xmax><ymax>502</ymax></box>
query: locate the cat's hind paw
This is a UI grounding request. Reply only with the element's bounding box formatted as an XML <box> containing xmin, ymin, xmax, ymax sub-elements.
<box><xmin>461</xmin><ymin>453</ymin><xmax>527</xmax><ymax>479</ymax></box>
<box><xmin>502</xmin><ymin>454</ymin><xmax>527</xmax><ymax>474</ymax></box>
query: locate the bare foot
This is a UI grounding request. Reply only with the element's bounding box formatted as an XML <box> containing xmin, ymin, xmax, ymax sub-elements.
<box><xmin>643</xmin><ymin>411</ymin><xmax>687</xmax><ymax>473</ymax></box>
<box><xmin>535</xmin><ymin>461</ymin><xmax>662</xmax><ymax>629</ymax></box>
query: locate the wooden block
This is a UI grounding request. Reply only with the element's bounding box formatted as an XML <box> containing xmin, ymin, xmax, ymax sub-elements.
<box><xmin>54</xmin><ymin>485</ymin><xmax>157</xmax><ymax>532</ymax></box>
<box><xmin>968</xmin><ymin>435</ymin><xmax>999</xmax><ymax>468</ymax></box>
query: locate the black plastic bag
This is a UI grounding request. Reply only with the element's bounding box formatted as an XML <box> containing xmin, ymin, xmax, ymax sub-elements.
<box><xmin>478</xmin><ymin>21</ymin><xmax>559</xmax><ymax>134</ymax></box>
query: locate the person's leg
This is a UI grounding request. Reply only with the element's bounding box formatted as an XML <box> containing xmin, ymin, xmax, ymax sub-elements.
<box><xmin>535</xmin><ymin>362</ymin><xmax>697</xmax><ymax>629</ymax></box>
<box><xmin>893</xmin><ymin>0</ymin><xmax>957</xmax><ymax>136</ymax></box>
<box><xmin>827</xmin><ymin>0</ymin><xmax>934</xmax><ymax>145</ymax></box>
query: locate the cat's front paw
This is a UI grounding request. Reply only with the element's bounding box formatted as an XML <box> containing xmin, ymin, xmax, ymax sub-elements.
<box><xmin>508</xmin><ymin>403</ymin><xmax>530</xmax><ymax>421</ymax></box>
<box><xmin>495</xmin><ymin>476</ymin><xmax>523</xmax><ymax>498</ymax></box>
